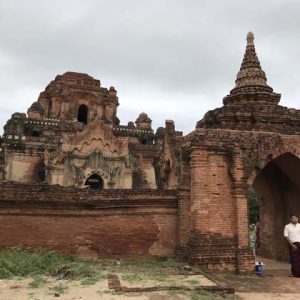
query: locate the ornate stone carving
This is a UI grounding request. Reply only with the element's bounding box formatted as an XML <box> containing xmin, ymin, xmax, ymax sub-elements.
<box><xmin>44</xmin><ymin>149</ymin><xmax>64</xmax><ymax>167</ymax></box>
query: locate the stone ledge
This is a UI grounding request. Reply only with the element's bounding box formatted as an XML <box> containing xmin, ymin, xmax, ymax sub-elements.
<box><xmin>107</xmin><ymin>273</ymin><xmax>235</xmax><ymax>294</ymax></box>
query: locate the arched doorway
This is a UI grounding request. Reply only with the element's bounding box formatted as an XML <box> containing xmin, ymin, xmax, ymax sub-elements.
<box><xmin>32</xmin><ymin>130</ymin><xmax>40</xmax><ymax>137</ymax></box>
<box><xmin>251</xmin><ymin>152</ymin><xmax>300</xmax><ymax>261</ymax></box>
<box><xmin>84</xmin><ymin>174</ymin><xmax>103</xmax><ymax>189</ymax></box>
<box><xmin>77</xmin><ymin>104</ymin><xmax>88</xmax><ymax>124</ymax></box>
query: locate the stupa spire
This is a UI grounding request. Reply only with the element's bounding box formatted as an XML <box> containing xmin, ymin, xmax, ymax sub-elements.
<box><xmin>246</xmin><ymin>31</ymin><xmax>254</xmax><ymax>45</ymax></box>
<box><xmin>233</xmin><ymin>32</ymin><xmax>270</xmax><ymax>90</ymax></box>
<box><xmin>223</xmin><ymin>32</ymin><xmax>280</xmax><ymax>105</ymax></box>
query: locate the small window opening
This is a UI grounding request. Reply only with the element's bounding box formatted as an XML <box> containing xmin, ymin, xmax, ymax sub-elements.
<box><xmin>77</xmin><ymin>104</ymin><xmax>88</xmax><ymax>124</ymax></box>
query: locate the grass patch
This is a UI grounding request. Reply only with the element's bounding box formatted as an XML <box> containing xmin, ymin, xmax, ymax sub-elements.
<box><xmin>0</xmin><ymin>247</ymin><xmax>97</xmax><ymax>279</ymax></box>
<box><xmin>0</xmin><ymin>247</ymin><xmax>206</xmax><ymax>292</ymax></box>
<box><xmin>120</xmin><ymin>257</ymin><xmax>184</xmax><ymax>271</ymax></box>
<box><xmin>190</xmin><ymin>290</ymin><xmax>237</xmax><ymax>300</ymax></box>
<box><xmin>109</xmin><ymin>257</ymin><xmax>187</xmax><ymax>280</ymax></box>
<box><xmin>149</xmin><ymin>273</ymin><xmax>168</xmax><ymax>282</ymax></box>
<box><xmin>111</xmin><ymin>291</ymin><xmax>122</xmax><ymax>295</ymax></box>
<box><xmin>121</xmin><ymin>273</ymin><xmax>143</xmax><ymax>283</ymax></box>
<box><xmin>168</xmin><ymin>289</ymin><xmax>186</xmax><ymax>296</ymax></box>
<box><xmin>28</xmin><ymin>276</ymin><xmax>47</xmax><ymax>288</ymax></box>
<box><xmin>80</xmin><ymin>274</ymin><xmax>106</xmax><ymax>285</ymax></box>
<box><xmin>0</xmin><ymin>248</ymin><xmax>186</xmax><ymax>281</ymax></box>
<box><xmin>167</xmin><ymin>284</ymin><xmax>181</xmax><ymax>290</ymax></box>
<box><xmin>186</xmin><ymin>279</ymin><xmax>200</xmax><ymax>285</ymax></box>
<box><xmin>50</xmin><ymin>283</ymin><xmax>69</xmax><ymax>294</ymax></box>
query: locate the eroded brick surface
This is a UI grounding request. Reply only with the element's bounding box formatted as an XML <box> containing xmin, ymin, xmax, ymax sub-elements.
<box><xmin>1</xmin><ymin>32</ymin><xmax>299</xmax><ymax>272</ymax></box>
<box><xmin>0</xmin><ymin>183</ymin><xmax>177</xmax><ymax>258</ymax></box>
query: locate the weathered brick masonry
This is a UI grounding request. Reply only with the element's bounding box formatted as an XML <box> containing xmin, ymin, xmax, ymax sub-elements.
<box><xmin>1</xmin><ymin>32</ymin><xmax>300</xmax><ymax>273</ymax></box>
<box><xmin>176</xmin><ymin>32</ymin><xmax>300</xmax><ymax>271</ymax></box>
<box><xmin>0</xmin><ymin>183</ymin><xmax>178</xmax><ymax>258</ymax></box>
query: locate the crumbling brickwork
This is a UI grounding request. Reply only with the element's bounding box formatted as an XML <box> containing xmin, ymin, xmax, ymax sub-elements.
<box><xmin>1</xmin><ymin>32</ymin><xmax>300</xmax><ymax>272</ymax></box>
<box><xmin>0</xmin><ymin>183</ymin><xmax>177</xmax><ymax>258</ymax></box>
<box><xmin>176</xmin><ymin>32</ymin><xmax>300</xmax><ymax>271</ymax></box>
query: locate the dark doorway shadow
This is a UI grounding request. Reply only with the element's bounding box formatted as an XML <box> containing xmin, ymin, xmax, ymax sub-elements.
<box><xmin>85</xmin><ymin>174</ymin><xmax>103</xmax><ymax>189</ymax></box>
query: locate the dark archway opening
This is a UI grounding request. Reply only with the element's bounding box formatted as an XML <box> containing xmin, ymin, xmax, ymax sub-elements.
<box><xmin>77</xmin><ymin>104</ymin><xmax>88</xmax><ymax>124</ymax></box>
<box><xmin>250</xmin><ymin>152</ymin><xmax>300</xmax><ymax>261</ymax></box>
<box><xmin>32</xmin><ymin>131</ymin><xmax>40</xmax><ymax>137</ymax></box>
<box><xmin>84</xmin><ymin>174</ymin><xmax>103</xmax><ymax>189</ymax></box>
<box><xmin>32</xmin><ymin>160</ymin><xmax>45</xmax><ymax>183</ymax></box>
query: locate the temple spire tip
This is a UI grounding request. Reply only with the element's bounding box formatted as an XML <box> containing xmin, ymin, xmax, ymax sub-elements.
<box><xmin>247</xmin><ymin>32</ymin><xmax>254</xmax><ymax>45</ymax></box>
<box><xmin>229</xmin><ymin>32</ymin><xmax>273</xmax><ymax>96</ymax></box>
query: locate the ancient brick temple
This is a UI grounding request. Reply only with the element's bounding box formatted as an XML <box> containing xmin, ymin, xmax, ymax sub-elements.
<box><xmin>1</xmin><ymin>32</ymin><xmax>299</xmax><ymax>272</ymax></box>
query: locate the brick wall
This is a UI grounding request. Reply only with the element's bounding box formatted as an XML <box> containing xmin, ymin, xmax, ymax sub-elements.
<box><xmin>0</xmin><ymin>183</ymin><xmax>178</xmax><ymax>258</ymax></box>
<box><xmin>183</xmin><ymin>148</ymin><xmax>241</xmax><ymax>271</ymax></box>
<box><xmin>182</xmin><ymin>128</ymin><xmax>300</xmax><ymax>272</ymax></box>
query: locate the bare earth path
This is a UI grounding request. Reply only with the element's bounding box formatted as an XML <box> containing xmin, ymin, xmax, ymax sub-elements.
<box><xmin>1</xmin><ymin>256</ymin><xmax>300</xmax><ymax>300</ymax></box>
<box><xmin>210</xmin><ymin>256</ymin><xmax>300</xmax><ymax>300</ymax></box>
<box><xmin>0</xmin><ymin>274</ymin><xmax>224</xmax><ymax>300</ymax></box>
<box><xmin>0</xmin><ymin>278</ymin><xmax>188</xmax><ymax>300</ymax></box>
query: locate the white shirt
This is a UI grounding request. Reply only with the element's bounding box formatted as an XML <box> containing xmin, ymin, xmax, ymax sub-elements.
<box><xmin>284</xmin><ymin>223</ymin><xmax>300</xmax><ymax>243</ymax></box>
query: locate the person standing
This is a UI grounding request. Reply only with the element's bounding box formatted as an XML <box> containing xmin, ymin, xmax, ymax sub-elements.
<box><xmin>284</xmin><ymin>214</ymin><xmax>300</xmax><ymax>277</ymax></box>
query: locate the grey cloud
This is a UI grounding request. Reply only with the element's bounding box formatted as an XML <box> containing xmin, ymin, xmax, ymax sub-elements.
<box><xmin>1</xmin><ymin>0</ymin><xmax>300</xmax><ymax>134</ymax></box>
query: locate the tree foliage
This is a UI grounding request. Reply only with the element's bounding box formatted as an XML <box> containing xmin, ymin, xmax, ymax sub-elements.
<box><xmin>248</xmin><ymin>187</ymin><xmax>259</xmax><ymax>224</ymax></box>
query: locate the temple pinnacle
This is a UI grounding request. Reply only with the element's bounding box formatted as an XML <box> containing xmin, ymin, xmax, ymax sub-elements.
<box><xmin>223</xmin><ymin>32</ymin><xmax>281</xmax><ymax>106</ymax></box>
<box><xmin>247</xmin><ymin>31</ymin><xmax>254</xmax><ymax>45</ymax></box>
<box><xmin>232</xmin><ymin>32</ymin><xmax>270</xmax><ymax>91</ymax></box>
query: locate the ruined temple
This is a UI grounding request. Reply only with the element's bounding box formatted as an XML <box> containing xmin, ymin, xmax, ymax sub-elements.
<box><xmin>0</xmin><ymin>72</ymin><xmax>165</xmax><ymax>189</ymax></box>
<box><xmin>1</xmin><ymin>32</ymin><xmax>299</xmax><ymax>272</ymax></box>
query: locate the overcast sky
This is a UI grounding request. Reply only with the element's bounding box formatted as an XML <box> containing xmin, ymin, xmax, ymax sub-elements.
<box><xmin>0</xmin><ymin>0</ymin><xmax>300</xmax><ymax>135</ymax></box>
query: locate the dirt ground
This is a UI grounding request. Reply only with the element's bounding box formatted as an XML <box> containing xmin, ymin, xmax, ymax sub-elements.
<box><xmin>0</xmin><ymin>277</ymin><xmax>229</xmax><ymax>300</ymax></box>
<box><xmin>1</xmin><ymin>256</ymin><xmax>299</xmax><ymax>300</ymax></box>
<box><xmin>0</xmin><ymin>278</ymin><xmax>179</xmax><ymax>300</ymax></box>
<box><xmin>208</xmin><ymin>256</ymin><xmax>300</xmax><ymax>300</ymax></box>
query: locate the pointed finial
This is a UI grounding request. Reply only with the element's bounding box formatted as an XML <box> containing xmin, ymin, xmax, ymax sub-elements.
<box><xmin>247</xmin><ymin>32</ymin><xmax>254</xmax><ymax>45</ymax></box>
<box><xmin>223</xmin><ymin>32</ymin><xmax>280</xmax><ymax>106</ymax></box>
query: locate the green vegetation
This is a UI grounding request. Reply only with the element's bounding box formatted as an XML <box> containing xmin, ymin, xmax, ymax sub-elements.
<box><xmin>28</xmin><ymin>276</ymin><xmax>47</xmax><ymax>288</ymax></box>
<box><xmin>186</xmin><ymin>279</ymin><xmax>200</xmax><ymax>285</ymax></box>
<box><xmin>121</xmin><ymin>273</ymin><xmax>143</xmax><ymax>283</ymax></box>
<box><xmin>0</xmin><ymin>247</ymin><xmax>191</xmax><ymax>288</ymax></box>
<box><xmin>0</xmin><ymin>247</ymin><xmax>97</xmax><ymax>279</ymax></box>
<box><xmin>0</xmin><ymin>247</ymin><xmax>240</xmax><ymax>299</ymax></box>
<box><xmin>0</xmin><ymin>247</ymin><xmax>186</xmax><ymax>281</ymax></box>
<box><xmin>248</xmin><ymin>187</ymin><xmax>259</xmax><ymax>224</ymax></box>
<box><xmin>149</xmin><ymin>273</ymin><xmax>166</xmax><ymax>282</ymax></box>
<box><xmin>167</xmin><ymin>288</ymin><xmax>186</xmax><ymax>296</ymax></box>
<box><xmin>167</xmin><ymin>284</ymin><xmax>180</xmax><ymax>290</ymax></box>
<box><xmin>112</xmin><ymin>257</ymin><xmax>186</xmax><ymax>277</ymax></box>
<box><xmin>190</xmin><ymin>290</ymin><xmax>237</xmax><ymax>300</ymax></box>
